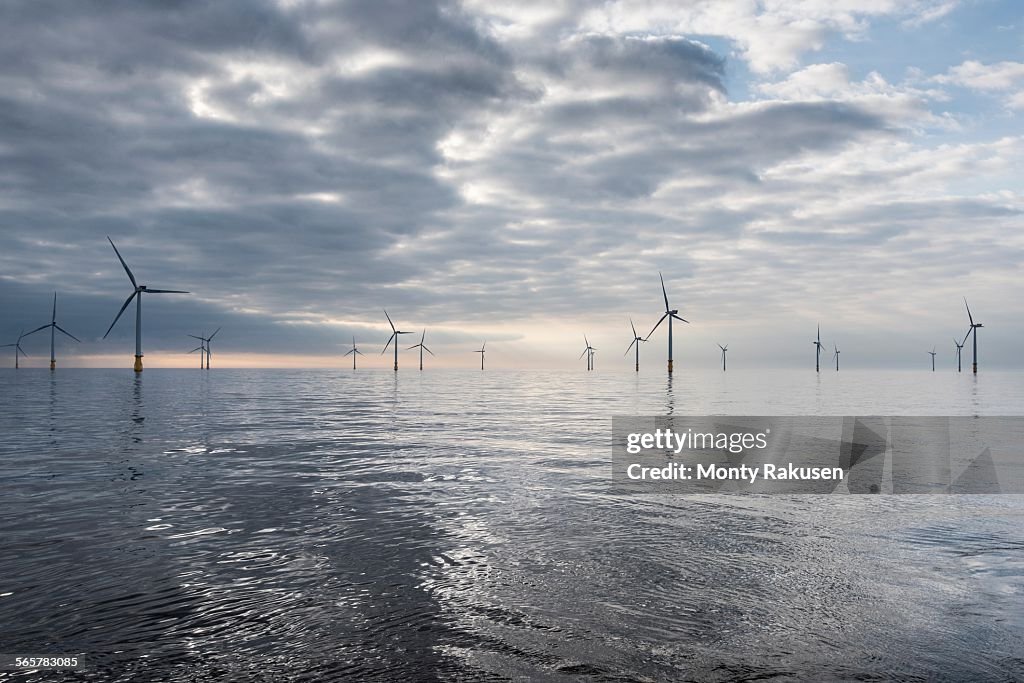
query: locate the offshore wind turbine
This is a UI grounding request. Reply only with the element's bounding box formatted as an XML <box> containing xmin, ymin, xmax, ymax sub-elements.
<box><xmin>928</xmin><ymin>347</ymin><xmax>936</xmax><ymax>372</ymax></box>
<box><xmin>833</xmin><ymin>344</ymin><xmax>840</xmax><ymax>371</ymax></box>
<box><xmin>954</xmin><ymin>337</ymin><xmax>964</xmax><ymax>373</ymax></box>
<box><xmin>407</xmin><ymin>330</ymin><xmax>435</xmax><ymax>370</ymax></box>
<box><xmin>647</xmin><ymin>272</ymin><xmax>688</xmax><ymax>374</ymax></box>
<box><xmin>103</xmin><ymin>237</ymin><xmax>189</xmax><ymax>372</ymax></box>
<box><xmin>963</xmin><ymin>298</ymin><xmax>983</xmax><ymax>374</ymax></box>
<box><xmin>2</xmin><ymin>331</ymin><xmax>29</xmax><ymax>369</ymax></box>
<box><xmin>344</xmin><ymin>336</ymin><xmax>364</xmax><ymax>370</ymax></box>
<box><xmin>580</xmin><ymin>335</ymin><xmax>595</xmax><ymax>371</ymax></box>
<box><xmin>473</xmin><ymin>341</ymin><xmax>486</xmax><ymax>370</ymax></box>
<box><xmin>23</xmin><ymin>292</ymin><xmax>80</xmax><ymax>370</ymax></box>
<box><xmin>717</xmin><ymin>343</ymin><xmax>728</xmax><ymax>371</ymax></box>
<box><xmin>813</xmin><ymin>326</ymin><xmax>826</xmax><ymax>372</ymax></box>
<box><xmin>188</xmin><ymin>328</ymin><xmax>220</xmax><ymax>369</ymax></box>
<box><xmin>382</xmin><ymin>310</ymin><xmax>413</xmax><ymax>371</ymax></box>
<box><xmin>625</xmin><ymin>319</ymin><xmax>646</xmax><ymax>372</ymax></box>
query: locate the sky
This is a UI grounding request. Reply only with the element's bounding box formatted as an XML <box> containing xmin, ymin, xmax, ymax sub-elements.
<box><xmin>0</xmin><ymin>0</ymin><xmax>1021</xmax><ymax>370</ymax></box>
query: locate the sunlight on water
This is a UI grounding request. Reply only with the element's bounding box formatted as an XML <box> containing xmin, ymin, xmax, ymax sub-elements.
<box><xmin>1</xmin><ymin>368</ymin><xmax>1023</xmax><ymax>680</ymax></box>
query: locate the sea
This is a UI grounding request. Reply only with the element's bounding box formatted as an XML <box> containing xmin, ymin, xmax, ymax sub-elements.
<box><xmin>1</xmin><ymin>368</ymin><xmax>1023</xmax><ymax>681</ymax></box>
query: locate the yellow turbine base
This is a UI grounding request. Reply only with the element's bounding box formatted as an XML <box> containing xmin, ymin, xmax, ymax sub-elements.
<box><xmin>668</xmin><ymin>359</ymin><xmax>674</xmax><ymax>374</ymax></box>
<box><xmin>134</xmin><ymin>355</ymin><xmax>144</xmax><ymax>372</ymax></box>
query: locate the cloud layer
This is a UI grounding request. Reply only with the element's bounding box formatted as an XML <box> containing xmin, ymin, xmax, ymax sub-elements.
<box><xmin>0</xmin><ymin>0</ymin><xmax>1020</xmax><ymax>368</ymax></box>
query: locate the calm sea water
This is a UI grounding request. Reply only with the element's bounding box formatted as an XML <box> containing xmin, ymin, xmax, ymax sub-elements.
<box><xmin>1</xmin><ymin>368</ymin><xmax>1023</xmax><ymax>681</ymax></box>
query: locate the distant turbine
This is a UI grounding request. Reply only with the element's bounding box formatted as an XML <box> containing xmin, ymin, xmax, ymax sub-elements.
<box><xmin>188</xmin><ymin>341</ymin><xmax>206</xmax><ymax>369</ymax></box>
<box><xmin>407</xmin><ymin>329</ymin><xmax>436</xmax><ymax>371</ymax></box>
<box><xmin>625</xmin><ymin>318</ymin><xmax>647</xmax><ymax>372</ymax></box>
<box><xmin>344</xmin><ymin>336</ymin><xmax>364</xmax><ymax>370</ymax></box>
<box><xmin>580</xmin><ymin>335</ymin><xmax>596</xmax><ymax>371</ymax></box>
<box><xmin>382</xmin><ymin>310</ymin><xmax>413</xmax><ymax>371</ymax></box>
<box><xmin>473</xmin><ymin>341</ymin><xmax>486</xmax><ymax>370</ymax></box>
<box><xmin>928</xmin><ymin>347</ymin><xmax>937</xmax><ymax>372</ymax></box>
<box><xmin>963</xmin><ymin>298</ymin><xmax>983</xmax><ymax>374</ymax></box>
<box><xmin>813</xmin><ymin>325</ymin><xmax>825</xmax><ymax>372</ymax></box>
<box><xmin>953</xmin><ymin>337</ymin><xmax>964</xmax><ymax>373</ymax></box>
<box><xmin>103</xmin><ymin>237</ymin><xmax>189</xmax><ymax>372</ymax></box>
<box><xmin>2</xmin><ymin>331</ymin><xmax>30</xmax><ymax>369</ymax></box>
<box><xmin>23</xmin><ymin>292</ymin><xmax>80</xmax><ymax>370</ymax></box>
<box><xmin>717</xmin><ymin>343</ymin><xmax>728</xmax><ymax>371</ymax></box>
<box><xmin>188</xmin><ymin>328</ymin><xmax>220</xmax><ymax>369</ymax></box>
<box><xmin>833</xmin><ymin>344</ymin><xmax>840</xmax><ymax>371</ymax></box>
<box><xmin>647</xmin><ymin>272</ymin><xmax>688</xmax><ymax>374</ymax></box>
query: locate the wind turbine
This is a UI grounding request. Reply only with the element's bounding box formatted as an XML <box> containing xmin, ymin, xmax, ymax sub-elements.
<box><xmin>953</xmin><ymin>337</ymin><xmax>964</xmax><ymax>373</ymax></box>
<box><xmin>813</xmin><ymin>325</ymin><xmax>826</xmax><ymax>372</ymax></box>
<box><xmin>928</xmin><ymin>347</ymin><xmax>936</xmax><ymax>372</ymax></box>
<box><xmin>625</xmin><ymin>319</ymin><xmax>647</xmax><ymax>372</ymax></box>
<box><xmin>344</xmin><ymin>336</ymin><xmax>364</xmax><ymax>370</ymax></box>
<box><xmin>103</xmin><ymin>237</ymin><xmax>189</xmax><ymax>372</ymax></box>
<box><xmin>2</xmin><ymin>331</ymin><xmax>30</xmax><ymax>369</ymax></box>
<box><xmin>717</xmin><ymin>343</ymin><xmax>728</xmax><ymax>371</ymax></box>
<box><xmin>833</xmin><ymin>344</ymin><xmax>840</xmax><ymax>371</ymax></box>
<box><xmin>188</xmin><ymin>341</ymin><xmax>206</xmax><ymax>369</ymax></box>
<box><xmin>473</xmin><ymin>341</ymin><xmax>486</xmax><ymax>370</ymax></box>
<box><xmin>408</xmin><ymin>329</ymin><xmax>435</xmax><ymax>370</ymax></box>
<box><xmin>963</xmin><ymin>298</ymin><xmax>983</xmax><ymax>374</ymax></box>
<box><xmin>382</xmin><ymin>310</ymin><xmax>413</xmax><ymax>371</ymax></box>
<box><xmin>647</xmin><ymin>272</ymin><xmax>688</xmax><ymax>374</ymax></box>
<box><xmin>580</xmin><ymin>335</ymin><xmax>595</xmax><ymax>371</ymax></box>
<box><xmin>188</xmin><ymin>328</ymin><xmax>220</xmax><ymax>369</ymax></box>
<box><xmin>23</xmin><ymin>292</ymin><xmax>80</xmax><ymax>370</ymax></box>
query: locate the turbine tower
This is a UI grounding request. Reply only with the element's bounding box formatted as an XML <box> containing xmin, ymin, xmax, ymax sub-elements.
<box><xmin>382</xmin><ymin>310</ymin><xmax>413</xmax><ymax>371</ymax></box>
<box><xmin>24</xmin><ymin>292</ymin><xmax>80</xmax><ymax>370</ymax></box>
<box><xmin>718</xmin><ymin>343</ymin><xmax>728</xmax><ymax>371</ymax></box>
<box><xmin>344</xmin><ymin>336</ymin><xmax>364</xmax><ymax>369</ymax></box>
<box><xmin>407</xmin><ymin>330</ymin><xmax>435</xmax><ymax>371</ymax></box>
<box><xmin>625</xmin><ymin>319</ymin><xmax>647</xmax><ymax>372</ymax></box>
<box><xmin>647</xmin><ymin>272</ymin><xmax>688</xmax><ymax>374</ymax></box>
<box><xmin>580</xmin><ymin>335</ymin><xmax>595</xmax><ymax>371</ymax></box>
<box><xmin>833</xmin><ymin>344</ymin><xmax>840</xmax><ymax>371</ymax></box>
<box><xmin>963</xmin><ymin>298</ymin><xmax>983</xmax><ymax>374</ymax></box>
<box><xmin>953</xmin><ymin>337</ymin><xmax>964</xmax><ymax>373</ymax></box>
<box><xmin>928</xmin><ymin>347</ymin><xmax>936</xmax><ymax>372</ymax></box>
<box><xmin>188</xmin><ymin>328</ymin><xmax>220</xmax><ymax>369</ymax></box>
<box><xmin>813</xmin><ymin>326</ymin><xmax>826</xmax><ymax>372</ymax></box>
<box><xmin>473</xmin><ymin>342</ymin><xmax>486</xmax><ymax>370</ymax></box>
<box><xmin>2</xmin><ymin>331</ymin><xmax>29</xmax><ymax>369</ymax></box>
<box><xmin>188</xmin><ymin>341</ymin><xmax>206</xmax><ymax>369</ymax></box>
<box><xmin>103</xmin><ymin>237</ymin><xmax>189</xmax><ymax>372</ymax></box>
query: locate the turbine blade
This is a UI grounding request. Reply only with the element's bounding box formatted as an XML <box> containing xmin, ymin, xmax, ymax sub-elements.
<box><xmin>423</xmin><ymin>345</ymin><xmax>435</xmax><ymax>356</ymax></box>
<box><xmin>208</xmin><ymin>327</ymin><xmax>221</xmax><ymax>341</ymax></box>
<box><xmin>188</xmin><ymin>334</ymin><xmax>205</xmax><ymax>341</ymax></box>
<box><xmin>24</xmin><ymin>323</ymin><xmax>51</xmax><ymax>336</ymax></box>
<box><xmin>344</xmin><ymin>349</ymin><xmax>355</xmax><ymax>356</ymax></box>
<box><xmin>626</xmin><ymin>338</ymin><xmax>636</xmax><ymax>354</ymax></box>
<box><xmin>647</xmin><ymin>312</ymin><xmax>668</xmax><ymax>338</ymax></box>
<box><xmin>406</xmin><ymin>344</ymin><xmax>420</xmax><ymax>350</ymax></box>
<box><xmin>384</xmin><ymin>310</ymin><xmax>396</xmax><ymax>333</ymax></box>
<box><xmin>964</xmin><ymin>298</ymin><xmax>974</xmax><ymax>326</ymax></box>
<box><xmin>107</xmin><ymin>237</ymin><xmax>137</xmax><ymax>288</ymax></box>
<box><xmin>55</xmin><ymin>325</ymin><xmax>80</xmax><ymax>342</ymax></box>
<box><xmin>671</xmin><ymin>313</ymin><xmax>689</xmax><ymax>323</ymax></box>
<box><xmin>659</xmin><ymin>272</ymin><xmax>670</xmax><ymax>311</ymax></box>
<box><xmin>103</xmin><ymin>291</ymin><xmax>138</xmax><ymax>338</ymax></box>
<box><xmin>52</xmin><ymin>292</ymin><xmax>57</xmax><ymax>322</ymax></box>
<box><xmin>18</xmin><ymin>345</ymin><xmax>28</xmax><ymax>357</ymax></box>
<box><xmin>355</xmin><ymin>349</ymin><xmax>364</xmax><ymax>355</ymax></box>
<box><xmin>579</xmin><ymin>347</ymin><xmax>589</xmax><ymax>359</ymax></box>
<box><xmin>146</xmin><ymin>289</ymin><xmax>189</xmax><ymax>294</ymax></box>
<box><xmin>630</xmin><ymin>318</ymin><xmax>637</xmax><ymax>338</ymax></box>
<box><xmin>420</xmin><ymin>329</ymin><xmax>426</xmax><ymax>344</ymax></box>
<box><xmin>382</xmin><ymin>332</ymin><xmax>396</xmax><ymax>353</ymax></box>
<box><xmin>189</xmin><ymin>346</ymin><xmax>204</xmax><ymax>353</ymax></box>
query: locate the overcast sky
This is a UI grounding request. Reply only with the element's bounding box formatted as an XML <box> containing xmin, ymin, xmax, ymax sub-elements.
<box><xmin>1</xmin><ymin>0</ymin><xmax>1021</xmax><ymax>369</ymax></box>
